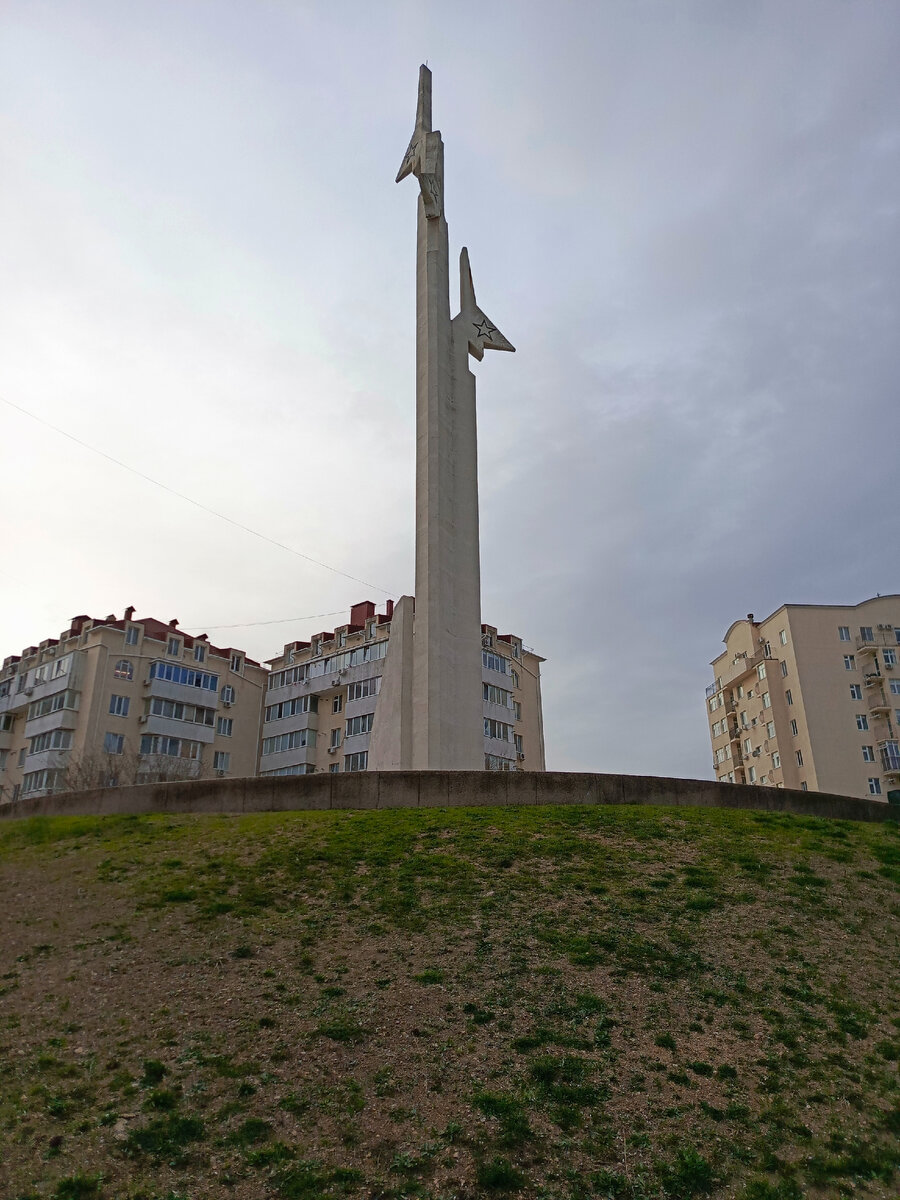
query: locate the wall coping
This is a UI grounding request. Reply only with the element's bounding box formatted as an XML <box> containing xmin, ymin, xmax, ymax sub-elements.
<box><xmin>0</xmin><ymin>771</ymin><xmax>895</xmax><ymax>823</ymax></box>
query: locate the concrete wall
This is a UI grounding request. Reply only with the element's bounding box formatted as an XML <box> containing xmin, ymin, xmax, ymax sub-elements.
<box><xmin>0</xmin><ymin>771</ymin><xmax>895</xmax><ymax>823</ymax></box>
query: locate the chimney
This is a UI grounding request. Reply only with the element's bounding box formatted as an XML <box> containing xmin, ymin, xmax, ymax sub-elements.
<box><xmin>350</xmin><ymin>600</ymin><xmax>376</xmax><ymax>626</ymax></box>
<box><xmin>69</xmin><ymin>615</ymin><xmax>89</xmax><ymax>636</ymax></box>
<box><xmin>747</xmin><ymin>613</ymin><xmax>755</xmax><ymax>623</ymax></box>
<box><xmin>384</xmin><ymin>599</ymin><xmax>394</xmax><ymax>619</ymax></box>
<box><xmin>124</xmin><ymin>605</ymin><xmax>135</xmax><ymax>621</ymax></box>
<box><xmin>168</xmin><ymin>618</ymin><xmax>179</xmax><ymax>630</ymax></box>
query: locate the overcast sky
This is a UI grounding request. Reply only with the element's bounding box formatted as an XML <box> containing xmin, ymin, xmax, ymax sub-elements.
<box><xmin>2</xmin><ymin>0</ymin><xmax>899</xmax><ymax>778</ymax></box>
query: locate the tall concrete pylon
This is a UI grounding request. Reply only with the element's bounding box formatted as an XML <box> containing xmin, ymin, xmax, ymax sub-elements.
<box><xmin>390</xmin><ymin>64</ymin><xmax>514</xmax><ymax>770</ymax></box>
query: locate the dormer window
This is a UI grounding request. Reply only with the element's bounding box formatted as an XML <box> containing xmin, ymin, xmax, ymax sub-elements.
<box><xmin>338</xmin><ymin>631</ymin><xmax>347</xmax><ymax>647</ymax></box>
<box><xmin>194</xmin><ymin>643</ymin><xmax>206</xmax><ymax>663</ymax></box>
<box><xmin>125</xmin><ymin>625</ymin><xmax>139</xmax><ymax>646</ymax></box>
<box><xmin>167</xmin><ymin>637</ymin><xmax>181</xmax><ymax>657</ymax></box>
<box><xmin>366</xmin><ymin>621</ymin><xmax>376</xmax><ymax>640</ymax></box>
<box><xmin>230</xmin><ymin>653</ymin><xmax>243</xmax><ymax>673</ymax></box>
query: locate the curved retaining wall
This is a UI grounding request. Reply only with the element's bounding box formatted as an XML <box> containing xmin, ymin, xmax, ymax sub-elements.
<box><xmin>0</xmin><ymin>771</ymin><xmax>894</xmax><ymax>823</ymax></box>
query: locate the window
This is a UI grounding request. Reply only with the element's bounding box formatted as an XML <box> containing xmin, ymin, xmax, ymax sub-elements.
<box><xmin>780</xmin><ymin>661</ymin><xmax>788</xmax><ymax>677</ymax></box>
<box><xmin>27</xmin><ymin>690</ymin><xmax>79</xmax><ymax>721</ymax></box>
<box><xmin>796</xmin><ymin>750</ymin><xmax>803</xmax><ymax>767</ymax></box>
<box><xmin>260</xmin><ymin>763</ymin><xmax>315</xmax><ymax>777</ymax></box>
<box><xmin>230</xmin><ymin>653</ymin><xmax>243</xmax><ymax>673</ymax></box>
<box><xmin>265</xmin><ymin>695</ymin><xmax>317</xmax><ymax>722</ymax></box>
<box><xmin>167</xmin><ymin>637</ymin><xmax>181</xmax><ymax>657</ymax></box>
<box><xmin>150</xmin><ymin>662</ymin><xmax>218</xmax><ymax>690</ymax></box>
<box><xmin>344</xmin><ymin>751</ymin><xmax>368</xmax><ymax>773</ymax></box>
<box><xmin>757</xmin><ymin>663</ymin><xmax>766</xmax><ymax>680</ymax></box>
<box><xmin>766</xmin><ymin>721</ymin><xmax>775</xmax><ymax>738</ymax></box>
<box><xmin>883</xmin><ymin>649</ymin><xmax>897</xmax><ymax>667</ymax></box>
<box><xmin>763</xmin><ymin>642</ymin><xmax>771</xmax><ymax>659</ymax></box>
<box><xmin>708</xmin><ymin>694</ymin><xmax>719</xmax><ymax>713</ymax></box>
<box><xmin>346</xmin><ymin>713</ymin><xmax>374</xmax><ymax>737</ymax></box>
<box><xmin>332</xmin><ymin>694</ymin><xmax>343</xmax><ymax>714</ymax></box>
<box><xmin>114</xmin><ymin>659</ymin><xmax>134</xmax><ymax>681</ymax></box>
<box><xmin>109</xmin><ymin>694</ymin><xmax>130</xmax><ymax>717</ymax></box>
<box><xmin>748</xmin><ymin>766</ymin><xmax>757</xmax><ymax>783</ymax></box>
<box><xmin>0</xmin><ymin>713</ymin><xmax>13</xmax><ymax>732</ymax></box>
<box><xmin>891</xmin><ymin>680</ymin><xmax>900</xmax><ymax>695</ymax></box>
<box><xmin>882</xmin><ymin>741</ymin><xmax>900</xmax><ymax>771</ymax></box>
<box><xmin>483</xmin><ymin>682</ymin><xmax>513</xmax><ymax>707</ymax></box>
<box><xmin>850</xmin><ymin>684</ymin><xmax>862</xmax><ymax>701</ymax></box>
<box><xmin>330</xmin><ymin>728</ymin><xmax>341</xmax><ymax>749</ymax></box>
<box><xmin>514</xmin><ymin>734</ymin><xmax>524</xmax><ymax>755</ymax></box>
<box><xmin>896</xmin><ymin>628</ymin><xmax>900</xmax><ymax>645</ymax></box>
<box><xmin>213</xmin><ymin>751</ymin><xmax>230</xmax><ymax>772</ymax></box>
<box><xmin>772</xmin><ymin>751</ymin><xmax>781</xmax><ymax>768</ymax></box>
<box><xmin>22</xmin><ymin>768</ymin><xmax>64</xmax><ymax>795</ymax></box>
<box><xmin>856</xmin><ymin>714</ymin><xmax>869</xmax><ymax>731</ymax></box>
<box><xmin>216</xmin><ymin>717</ymin><xmax>233</xmax><ymax>737</ymax></box>
<box><xmin>366</xmin><ymin>621</ymin><xmax>376</xmax><ymax>639</ymax></box>
<box><xmin>29</xmin><ymin>729</ymin><xmax>72</xmax><ymax>755</ymax></box>
<box><xmin>800</xmin><ymin>782</ymin><xmax>808</xmax><ymax>792</ymax></box>
<box><xmin>790</xmin><ymin>719</ymin><xmax>798</xmax><ymax>736</ymax></box>
<box><xmin>261</xmin><ymin>729</ymin><xmax>316</xmax><ymax>755</ymax></box>
<box><xmin>125</xmin><ymin>625</ymin><xmax>139</xmax><ymax>645</ymax></box>
<box><xmin>513</xmin><ymin>701</ymin><xmax>522</xmax><ymax>720</ymax></box>
<box><xmin>329</xmin><ymin>763</ymin><xmax>340</xmax><ymax>773</ymax></box>
<box><xmin>194</xmin><ymin>643</ymin><xmax>206</xmax><ymax>663</ymax></box>
<box><xmin>348</xmin><ymin>677</ymin><xmax>380</xmax><ymax>701</ymax></box>
<box><xmin>484</xmin><ymin>718</ymin><xmax>513</xmax><ymax>741</ymax></box>
<box><xmin>482</xmin><ymin>650</ymin><xmax>508</xmax><ymax>674</ymax></box>
<box><xmin>862</xmin><ymin>746</ymin><xmax>875</xmax><ymax>762</ymax></box>
<box><xmin>838</xmin><ymin>626</ymin><xmax>851</xmax><ymax>642</ymax></box>
<box><xmin>711</xmin><ymin>720</ymin><xmax>720</xmax><ymax>737</ymax></box>
<box><xmin>785</xmin><ymin>690</ymin><xmax>793</xmax><ymax>705</ymax></box>
<box><xmin>148</xmin><ymin>698</ymin><xmax>214</xmax><ymax>726</ymax></box>
<box><xmin>338</xmin><ymin>631</ymin><xmax>347</xmax><ymax>647</ymax></box>
<box><xmin>104</xmin><ymin>732</ymin><xmax>124</xmax><ymax>755</ymax></box>
<box><xmin>744</xmin><ymin>738</ymin><xmax>752</xmax><ymax>755</ymax></box>
<box><xmin>843</xmin><ymin>655</ymin><xmax>855</xmax><ymax>671</ymax></box>
<box><xmin>485</xmin><ymin>754</ymin><xmax>514</xmax><ymax>771</ymax></box>
<box><xmin>860</xmin><ymin>626</ymin><xmax>874</xmax><ymax>643</ymax></box>
<box><xmin>868</xmin><ymin>778</ymin><xmax>882</xmax><ymax>796</ymax></box>
<box><xmin>511</xmin><ymin>669</ymin><xmax>519</xmax><ymax>688</ymax></box>
<box><xmin>762</xmin><ymin>692</ymin><xmax>771</xmax><ymax>709</ymax></box>
<box><xmin>740</xmin><ymin>710</ymin><xmax>748</xmax><ymax>728</ymax></box>
<box><xmin>221</xmin><ymin>685</ymin><xmax>235</xmax><ymax>704</ymax></box>
<box><xmin>140</xmin><ymin>735</ymin><xmax>181</xmax><ymax>757</ymax></box>
<box><xmin>779</xmin><ymin>630</ymin><xmax>787</xmax><ymax>645</ymax></box>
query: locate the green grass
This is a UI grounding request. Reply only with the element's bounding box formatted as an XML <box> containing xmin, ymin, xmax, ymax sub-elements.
<box><xmin>0</xmin><ymin>802</ymin><xmax>897</xmax><ymax>1198</ymax></box>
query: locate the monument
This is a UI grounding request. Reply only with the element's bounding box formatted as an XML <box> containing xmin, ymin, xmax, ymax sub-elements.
<box><xmin>368</xmin><ymin>65</ymin><xmax>514</xmax><ymax>771</ymax></box>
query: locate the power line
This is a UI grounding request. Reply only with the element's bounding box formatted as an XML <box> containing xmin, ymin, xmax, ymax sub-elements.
<box><xmin>0</xmin><ymin>393</ymin><xmax>396</xmax><ymax>596</ymax></box>
<box><xmin>186</xmin><ymin>610</ymin><xmax>349</xmax><ymax>631</ymax></box>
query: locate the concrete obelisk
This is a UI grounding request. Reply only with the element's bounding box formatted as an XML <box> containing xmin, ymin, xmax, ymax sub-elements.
<box><xmin>395</xmin><ymin>65</ymin><xmax>514</xmax><ymax>770</ymax></box>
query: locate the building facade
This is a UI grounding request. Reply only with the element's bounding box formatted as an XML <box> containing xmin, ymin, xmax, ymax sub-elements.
<box><xmin>259</xmin><ymin>599</ymin><xmax>545</xmax><ymax>777</ymax></box>
<box><xmin>706</xmin><ymin>596</ymin><xmax>900</xmax><ymax>801</ymax></box>
<box><xmin>0</xmin><ymin>609</ymin><xmax>266</xmax><ymax>803</ymax></box>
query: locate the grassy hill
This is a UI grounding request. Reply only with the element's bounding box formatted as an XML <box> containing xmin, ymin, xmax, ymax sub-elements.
<box><xmin>0</xmin><ymin>803</ymin><xmax>898</xmax><ymax>1200</ymax></box>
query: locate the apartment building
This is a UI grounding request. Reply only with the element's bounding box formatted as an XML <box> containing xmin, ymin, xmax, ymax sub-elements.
<box><xmin>260</xmin><ymin>599</ymin><xmax>546</xmax><ymax>776</ymax></box>
<box><xmin>0</xmin><ymin>608</ymin><xmax>266</xmax><ymax>803</ymax></box>
<box><xmin>706</xmin><ymin>596</ymin><xmax>900</xmax><ymax>801</ymax></box>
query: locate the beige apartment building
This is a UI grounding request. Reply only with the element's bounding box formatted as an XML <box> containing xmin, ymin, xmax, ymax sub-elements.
<box><xmin>706</xmin><ymin>596</ymin><xmax>900</xmax><ymax>802</ymax></box>
<box><xmin>0</xmin><ymin>608</ymin><xmax>266</xmax><ymax>803</ymax></box>
<box><xmin>260</xmin><ymin>599</ymin><xmax>546</xmax><ymax>777</ymax></box>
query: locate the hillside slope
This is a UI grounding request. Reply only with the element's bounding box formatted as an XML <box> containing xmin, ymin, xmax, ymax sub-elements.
<box><xmin>0</xmin><ymin>804</ymin><xmax>898</xmax><ymax>1200</ymax></box>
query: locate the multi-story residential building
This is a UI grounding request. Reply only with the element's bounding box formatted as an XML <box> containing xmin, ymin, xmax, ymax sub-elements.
<box><xmin>706</xmin><ymin>596</ymin><xmax>900</xmax><ymax>801</ymax></box>
<box><xmin>260</xmin><ymin>599</ymin><xmax>546</xmax><ymax>777</ymax></box>
<box><xmin>0</xmin><ymin>608</ymin><xmax>266</xmax><ymax>803</ymax></box>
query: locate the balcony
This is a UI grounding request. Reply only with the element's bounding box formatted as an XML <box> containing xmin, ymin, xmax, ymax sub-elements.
<box><xmin>866</xmin><ymin>687</ymin><xmax>892</xmax><ymax>716</ymax></box>
<box><xmin>879</xmin><ymin>743</ymin><xmax>900</xmax><ymax>776</ymax></box>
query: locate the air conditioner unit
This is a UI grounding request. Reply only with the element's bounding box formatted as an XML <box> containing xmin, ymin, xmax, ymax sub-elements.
<box><xmin>517</xmin><ymin>753</ymin><xmax>525</xmax><ymax>760</ymax></box>
<box><xmin>216</xmin><ymin>769</ymin><xmax>225</xmax><ymax>777</ymax></box>
<box><xmin>223</xmin><ymin>700</ymin><xmax>232</xmax><ymax>708</ymax></box>
<box><xmin>24</xmin><ymin>688</ymin><xmax>33</xmax><ymax>696</ymax></box>
<box><xmin>139</xmin><ymin>715</ymin><xmax>148</xmax><ymax>724</ymax></box>
<box><xmin>331</xmin><ymin>679</ymin><xmax>340</xmax><ymax>687</ymax></box>
<box><xmin>752</xmin><ymin>749</ymin><xmax>761</xmax><ymax>757</ymax></box>
<box><xmin>328</xmin><ymin>746</ymin><xmax>337</xmax><ymax>754</ymax></box>
<box><xmin>143</xmin><ymin>678</ymin><xmax>151</xmax><ymax>686</ymax></box>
